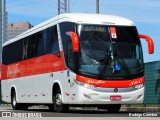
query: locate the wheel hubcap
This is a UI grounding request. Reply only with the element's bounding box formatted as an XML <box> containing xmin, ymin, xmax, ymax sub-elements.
<box><xmin>55</xmin><ymin>94</ymin><xmax>62</xmax><ymax>105</ymax></box>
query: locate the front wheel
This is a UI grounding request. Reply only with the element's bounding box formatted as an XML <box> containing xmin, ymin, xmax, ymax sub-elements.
<box><xmin>11</xmin><ymin>90</ymin><xmax>18</xmax><ymax>110</ymax></box>
<box><xmin>53</xmin><ymin>89</ymin><xmax>69</xmax><ymax>112</ymax></box>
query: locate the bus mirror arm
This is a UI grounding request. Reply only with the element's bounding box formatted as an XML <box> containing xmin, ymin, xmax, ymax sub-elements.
<box><xmin>66</xmin><ymin>32</ymin><xmax>80</xmax><ymax>52</ymax></box>
<box><xmin>139</xmin><ymin>34</ymin><xmax>154</xmax><ymax>54</ymax></box>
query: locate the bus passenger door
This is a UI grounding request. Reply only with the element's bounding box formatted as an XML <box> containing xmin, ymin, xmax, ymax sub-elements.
<box><xmin>66</xmin><ymin>39</ymin><xmax>78</xmax><ymax>103</ymax></box>
<box><xmin>67</xmin><ymin>71</ymin><xmax>77</xmax><ymax>103</ymax></box>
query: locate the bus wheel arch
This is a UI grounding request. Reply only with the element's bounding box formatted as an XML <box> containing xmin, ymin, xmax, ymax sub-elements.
<box><xmin>52</xmin><ymin>83</ymin><xmax>69</xmax><ymax>112</ymax></box>
<box><xmin>48</xmin><ymin>83</ymin><xmax>60</xmax><ymax>111</ymax></box>
<box><xmin>11</xmin><ymin>87</ymin><xmax>28</xmax><ymax>110</ymax></box>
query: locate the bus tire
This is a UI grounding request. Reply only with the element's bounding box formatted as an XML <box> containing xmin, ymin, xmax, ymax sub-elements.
<box><xmin>106</xmin><ymin>104</ymin><xmax>121</xmax><ymax>113</ymax></box>
<box><xmin>11</xmin><ymin>90</ymin><xmax>28</xmax><ymax>110</ymax></box>
<box><xmin>53</xmin><ymin>88</ymin><xmax>69</xmax><ymax>113</ymax></box>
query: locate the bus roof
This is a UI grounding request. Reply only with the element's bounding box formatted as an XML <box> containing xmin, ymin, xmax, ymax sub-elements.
<box><xmin>4</xmin><ymin>13</ymin><xmax>135</xmax><ymax>46</ymax></box>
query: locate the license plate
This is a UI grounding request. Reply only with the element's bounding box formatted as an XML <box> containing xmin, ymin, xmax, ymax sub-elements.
<box><xmin>110</xmin><ymin>96</ymin><xmax>122</xmax><ymax>101</ymax></box>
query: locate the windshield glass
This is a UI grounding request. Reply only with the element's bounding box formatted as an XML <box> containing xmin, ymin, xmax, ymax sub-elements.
<box><xmin>77</xmin><ymin>25</ymin><xmax>143</xmax><ymax>80</ymax></box>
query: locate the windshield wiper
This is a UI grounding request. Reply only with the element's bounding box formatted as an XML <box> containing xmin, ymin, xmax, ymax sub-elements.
<box><xmin>112</xmin><ymin>42</ymin><xmax>132</xmax><ymax>78</ymax></box>
<box><xmin>97</xmin><ymin>41</ymin><xmax>132</xmax><ymax>80</ymax></box>
<box><xmin>97</xmin><ymin>53</ymin><xmax>110</xmax><ymax>80</ymax></box>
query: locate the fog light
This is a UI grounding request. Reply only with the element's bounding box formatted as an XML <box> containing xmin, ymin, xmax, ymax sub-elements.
<box><xmin>137</xmin><ymin>94</ymin><xmax>143</xmax><ymax>100</ymax></box>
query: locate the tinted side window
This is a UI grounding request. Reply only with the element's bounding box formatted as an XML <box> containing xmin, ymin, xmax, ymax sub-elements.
<box><xmin>2</xmin><ymin>25</ymin><xmax>60</xmax><ymax>65</ymax></box>
<box><xmin>2</xmin><ymin>46</ymin><xmax>11</xmax><ymax>65</ymax></box>
<box><xmin>2</xmin><ymin>40</ymin><xmax>23</xmax><ymax>65</ymax></box>
<box><xmin>59</xmin><ymin>22</ymin><xmax>75</xmax><ymax>66</ymax></box>
<box><xmin>27</xmin><ymin>33</ymin><xmax>39</xmax><ymax>59</ymax></box>
<box><xmin>23</xmin><ymin>37</ymin><xmax>29</xmax><ymax>60</ymax></box>
<box><xmin>13</xmin><ymin>41</ymin><xmax>23</xmax><ymax>63</ymax></box>
<box><xmin>37</xmin><ymin>25</ymin><xmax>59</xmax><ymax>57</ymax></box>
<box><xmin>48</xmin><ymin>26</ymin><xmax>59</xmax><ymax>56</ymax></box>
<box><xmin>59</xmin><ymin>22</ymin><xmax>75</xmax><ymax>52</ymax></box>
<box><xmin>37</xmin><ymin>31</ymin><xmax>44</xmax><ymax>56</ymax></box>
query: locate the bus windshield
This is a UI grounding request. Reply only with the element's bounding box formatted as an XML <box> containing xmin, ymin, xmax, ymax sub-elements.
<box><xmin>66</xmin><ymin>24</ymin><xmax>144</xmax><ymax>80</ymax></box>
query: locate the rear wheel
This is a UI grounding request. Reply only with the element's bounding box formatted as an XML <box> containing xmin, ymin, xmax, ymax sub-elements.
<box><xmin>53</xmin><ymin>88</ymin><xmax>69</xmax><ymax>112</ymax></box>
<box><xmin>11</xmin><ymin>90</ymin><xmax>28</xmax><ymax>110</ymax></box>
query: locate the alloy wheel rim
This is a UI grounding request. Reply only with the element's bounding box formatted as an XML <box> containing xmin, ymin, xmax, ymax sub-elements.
<box><xmin>55</xmin><ymin>93</ymin><xmax>62</xmax><ymax>106</ymax></box>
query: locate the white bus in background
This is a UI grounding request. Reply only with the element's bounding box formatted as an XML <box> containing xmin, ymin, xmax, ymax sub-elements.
<box><xmin>1</xmin><ymin>13</ymin><xmax>154</xmax><ymax>113</ymax></box>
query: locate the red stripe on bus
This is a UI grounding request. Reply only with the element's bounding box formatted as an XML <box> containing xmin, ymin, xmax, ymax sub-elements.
<box><xmin>76</xmin><ymin>75</ymin><xmax>144</xmax><ymax>88</ymax></box>
<box><xmin>1</xmin><ymin>51</ymin><xmax>66</xmax><ymax>80</ymax></box>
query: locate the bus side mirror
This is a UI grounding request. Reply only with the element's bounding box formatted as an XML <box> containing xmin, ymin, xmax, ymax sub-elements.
<box><xmin>66</xmin><ymin>32</ymin><xmax>79</xmax><ymax>52</ymax></box>
<box><xmin>139</xmin><ymin>34</ymin><xmax>154</xmax><ymax>54</ymax></box>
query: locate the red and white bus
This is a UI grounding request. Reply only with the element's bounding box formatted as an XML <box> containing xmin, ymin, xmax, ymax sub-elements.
<box><xmin>1</xmin><ymin>13</ymin><xmax>154</xmax><ymax>112</ymax></box>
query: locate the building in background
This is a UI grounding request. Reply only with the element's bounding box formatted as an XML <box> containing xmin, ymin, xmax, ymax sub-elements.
<box><xmin>0</xmin><ymin>0</ymin><xmax>7</xmax><ymax>60</ymax></box>
<box><xmin>7</xmin><ymin>21</ymin><xmax>33</xmax><ymax>40</ymax></box>
<box><xmin>0</xmin><ymin>0</ymin><xmax>7</xmax><ymax>43</ymax></box>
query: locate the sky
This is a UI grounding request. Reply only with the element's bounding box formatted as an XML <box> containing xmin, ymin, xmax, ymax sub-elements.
<box><xmin>6</xmin><ymin>0</ymin><xmax>160</xmax><ymax>63</ymax></box>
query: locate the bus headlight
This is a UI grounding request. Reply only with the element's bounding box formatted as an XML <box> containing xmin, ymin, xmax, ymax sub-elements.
<box><xmin>133</xmin><ymin>83</ymin><xmax>144</xmax><ymax>89</ymax></box>
<box><xmin>84</xmin><ymin>84</ymin><xmax>96</xmax><ymax>89</ymax></box>
<box><xmin>75</xmin><ymin>80</ymin><xmax>96</xmax><ymax>89</ymax></box>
